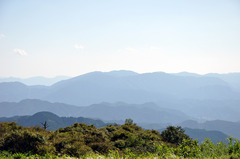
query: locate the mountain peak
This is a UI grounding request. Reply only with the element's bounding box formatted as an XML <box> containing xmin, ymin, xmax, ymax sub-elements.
<box><xmin>107</xmin><ymin>70</ymin><xmax>138</xmax><ymax>77</ymax></box>
<box><xmin>172</xmin><ymin>72</ymin><xmax>201</xmax><ymax>77</ymax></box>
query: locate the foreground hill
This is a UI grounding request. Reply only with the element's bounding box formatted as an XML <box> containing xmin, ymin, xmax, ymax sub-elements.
<box><xmin>0</xmin><ymin>111</ymin><xmax>107</xmax><ymax>130</ymax></box>
<box><xmin>0</xmin><ymin>99</ymin><xmax>190</xmax><ymax>124</ymax></box>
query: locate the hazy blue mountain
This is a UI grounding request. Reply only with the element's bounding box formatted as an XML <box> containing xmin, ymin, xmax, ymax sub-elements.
<box><xmin>1</xmin><ymin>70</ymin><xmax>240</xmax><ymax>121</ymax></box>
<box><xmin>173</xmin><ymin>72</ymin><xmax>240</xmax><ymax>92</ymax></box>
<box><xmin>172</xmin><ymin>72</ymin><xmax>201</xmax><ymax>77</ymax></box>
<box><xmin>105</xmin><ymin>70</ymin><xmax>139</xmax><ymax>77</ymax></box>
<box><xmin>0</xmin><ymin>99</ymin><xmax>80</xmax><ymax>117</ymax></box>
<box><xmin>1</xmin><ymin>71</ymin><xmax>239</xmax><ymax>105</ymax></box>
<box><xmin>206</xmin><ymin>73</ymin><xmax>240</xmax><ymax>92</ymax></box>
<box><xmin>0</xmin><ymin>82</ymin><xmax>49</xmax><ymax>102</ymax></box>
<box><xmin>0</xmin><ymin>111</ymin><xmax>107</xmax><ymax>130</ymax></box>
<box><xmin>179</xmin><ymin>120</ymin><xmax>240</xmax><ymax>139</ymax></box>
<box><xmin>0</xmin><ymin>76</ymin><xmax>70</xmax><ymax>86</ymax></box>
<box><xmin>184</xmin><ymin>128</ymin><xmax>228</xmax><ymax>144</ymax></box>
<box><xmin>75</xmin><ymin>102</ymin><xmax>191</xmax><ymax>124</ymax></box>
<box><xmin>45</xmin><ymin>71</ymin><xmax>239</xmax><ymax>106</ymax></box>
<box><xmin>0</xmin><ymin>99</ymin><xmax>191</xmax><ymax>124</ymax></box>
<box><xmin>0</xmin><ymin>82</ymin><xmax>30</xmax><ymax>102</ymax></box>
<box><xmin>156</xmin><ymin>99</ymin><xmax>240</xmax><ymax>121</ymax></box>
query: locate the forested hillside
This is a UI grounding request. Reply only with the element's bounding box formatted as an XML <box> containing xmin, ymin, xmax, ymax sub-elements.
<box><xmin>0</xmin><ymin>99</ymin><xmax>191</xmax><ymax>124</ymax></box>
<box><xmin>0</xmin><ymin>111</ymin><xmax>108</xmax><ymax>130</ymax></box>
<box><xmin>0</xmin><ymin>122</ymin><xmax>239</xmax><ymax>158</ymax></box>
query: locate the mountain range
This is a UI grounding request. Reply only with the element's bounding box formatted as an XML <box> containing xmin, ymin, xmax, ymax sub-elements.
<box><xmin>0</xmin><ymin>99</ymin><xmax>191</xmax><ymax>124</ymax></box>
<box><xmin>1</xmin><ymin>70</ymin><xmax>240</xmax><ymax>142</ymax></box>
<box><xmin>0</xmin><ymin>76</ymin><xmax>70</xmax><ymax>86</ymax></box>
<box><xmin>183</xmin><ymin>128</ymin><xmax>228</xmax><ymax>144</ymax></box>
<box><xmin>0</xmin><ymin>99</ymin><xmax>236</xmax><ymax>140</ymax></box>
<box><xmin>0</xmin><ymin>111</ymin><xmax>108</xmax><ymax>130</ymax></box>
<box><xmin>0</xmin><ymin>111</ymin><xmax>229</xmax><ymax>143</ymax></box>
<box><xmin>0</xmin><ymin>70</ymin><xmax>240</xmax><ymax>121</ymax></box>
<box><xmin>179</xmin><ymin>120</ymin><xmax>240</xmax><ymax>139</ymax></box>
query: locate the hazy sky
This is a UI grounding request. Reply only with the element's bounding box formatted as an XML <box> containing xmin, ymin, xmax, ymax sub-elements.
<box><xmin>0</xmin><ymin>0</ymin><xmax>240</xmax><ymax>77</ymax></box>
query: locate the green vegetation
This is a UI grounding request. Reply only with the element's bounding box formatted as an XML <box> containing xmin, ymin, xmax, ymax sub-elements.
<box><xmin>0</xmin><ymin>121</ymin><xmax>240</xmax><ymax>158</ymax></box>
<box><xmin>161</xmin><ymin>126</ymin><xmax>190</xmax><ymax>145</ymax></box>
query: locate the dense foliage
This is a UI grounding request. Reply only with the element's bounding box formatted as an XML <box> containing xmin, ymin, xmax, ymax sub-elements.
<box><xmin>161</xmin><ymin>126</ymin><xmax>190</xmax><ymax>145</ymax></box>
<box><xmin>0</xmin><ymin>122</ymin><xmax>240</xmax><ymax>158</ymax></box>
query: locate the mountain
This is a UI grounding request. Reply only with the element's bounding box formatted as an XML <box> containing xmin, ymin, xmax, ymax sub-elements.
<box><xmin>0</xmin><ymin>99</ymin><xmax>80</xmax><ymax>117</ymax></box>
<box><xmin>1</xmin><ymin>71</ymin><xmax>239</xmax><ymax>105</ymax></box>
<box><xmin>156</xmin><ymin>99</ymin><xmax>240</xmax><ymax>121</ymax></box>
<box><xmin>205</xmin><ymin>73</ymin><xmax>240</xmax><ymax>92</ymax></box>
<box><xmin>1</xmin><ymin>70</ymin><xmax>240</xmax><ymax>121</ymax></box>
<box><xmin>168</xmin><ymin>71</ymin><xmax>240</xmax><ymax>93</ymax></box>
<box><xmin>74</xmin><ymin>102</ymin><xmax>191</xmax><ymax>124</ymax></box>
<box><xmin>0</xmin><ymin>82</ymin><xmax>49</xmax><ymax>102</ymax></box>
<box><xmin>0</xmin><ymin>111</ymin><xmax>107</xmax><ymax>130</ymax></box>
<box><xmin>172</xmin><ymin>72</ymin><xmax>201</xmax><ymax>77</ymax></box>
<box><xmin>184</xmin><ymin>128</ymin><xmax>228</xmax><ymax>144</ymax></box>
<box><xmin>179</xmin><ymin>120</ymin><xmax>240</xmax><ymax>139</ymax></box>
<box><xmin>157</xmin><ymin>127</ymin><xmax>228</xmax><ymax>144</ymax></box>
<box><xmin>0</xmin><ymin>76</ymin><xmax>70</xmax><ymax>86</ymax></box>
<box><xmin>0</xmin><ymin>99</ymin><xmax>191</xmax><ymax>124</ymax></box>
<box><xmin>105</xmin><ymin>70</ymin><xmax>139</xmax><ymax>77</ymax></box>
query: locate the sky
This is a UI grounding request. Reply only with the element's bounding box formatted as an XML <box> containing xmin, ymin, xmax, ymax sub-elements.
<box><xmin>0</xmin><ymin>0</ymin><xmax>240</xmax><ymax>78</ymax></box>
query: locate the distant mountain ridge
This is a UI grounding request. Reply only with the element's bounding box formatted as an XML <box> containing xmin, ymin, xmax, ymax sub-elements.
<box><xmin>205</xmin><ymin>73</ymin><xmax>240</xmax><ymax>92</ymax></box>
<box><xmin>0</xmin><ymin>76</ymin><xmax>70</xmax><ymax>86</ymax></box>
<box><xmin>0</xmin><ymin>99</ymin><xmax>191</xmax><ymax>124</ymax></box>
<box><xmin>1</xmin><ymin>70</ymin><xmax>240</xmax><ymax>121</ymax></box>
<box><xmin>184</xmin><ymin>128</ymin><xmax>228</xmax><ymax>144</ymax></box>
<box><xmin>179</xmin><ymin>120</ymin><xmax>240</xmax><ymax>139</ymax></box>
<box><xmin>0</xmin><ymin>111</ymin><xmax>107</xmax><ymax>130</ymax></box>
<box><xmin>0</xmin><ymin>111</ymin><xmax>229</xmax><ymax>143</ymax></box>
<box><xmin>1</xmin><ymin>70</ymin><xmax>239</xmax><ymax>105</ymax></box>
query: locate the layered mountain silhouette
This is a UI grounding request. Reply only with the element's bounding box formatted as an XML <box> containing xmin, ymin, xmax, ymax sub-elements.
<box><xmin>179</xmin><ymin>120</ymin><xmax>240</xmax><ymax>139</ymax></box>
<box><xmin>0</xmin><ymin>111</ymin><xmax>229</xmax><ymax>143</ymax></box>
<box><xmin>1</xmin><ymin>71</ymin><xmax>239</xmax><ymax>106</ymax></box>
<box><xmin>0</xmin><ymin>76</ymin><xmax>70</xmax><ymax>86</ymax></box>
<box><xmin>0</xmin><ymin>111</ymin><xmax>107</xmax><ymax>130</ymax></box>
<box><xmin>0</xmin><ymin>99</ymin><xmax>191</xmax><ymax>124</ymax></box>
<box><xmin>1</xmin><ymin>70</ymin><xmax>240</xmax><ymax>121</ymax></box>
<box><xmin>184</xmin><ymin>128</ymin><xmax>228</xmax><ymax>144</ymax></box>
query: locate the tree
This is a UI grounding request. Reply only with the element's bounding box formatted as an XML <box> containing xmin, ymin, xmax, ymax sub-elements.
<box><xmin>0</xmin><ymin>131</ymin><xmax>45</xmax><ymax>153</ymax></box>
<box><xmin>161</xmin><ymin>126</ymin><xmax>190</xmax><ymax>145</ymax></box>
<box><xmin>125</xmin><ymin>118</ymin><xmax>133</xmax><ymax>124</ymax></box>
<box><xmin>40</xmin><ymin>121</ymin><xmax>49</xmax><ymax>130</ymax></box>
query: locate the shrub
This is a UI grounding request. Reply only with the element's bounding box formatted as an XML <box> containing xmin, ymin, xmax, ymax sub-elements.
<box><xmin>114</xmin><ymin>140</ymin><xmax>126</xmax><ymax>149</ymax></box>
<box><xmin>0</xmin><ymin>130</ymin><xmax>45</xmax><ymax>154</ymax></box>
<box><xmin>90</xmin><ymin>142</ymin><xmax>111</xmax><ymax>154</ymax></box>
<box><xmin>161</xmin><ymin>126</ymin><xmax>190</xmax><ymax>145</ymax></box>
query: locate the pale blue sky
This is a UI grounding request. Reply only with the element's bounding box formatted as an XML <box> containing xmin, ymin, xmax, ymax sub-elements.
<box><xmin>0</xmin><ymin>0</ymin><xmax>240</xmax><ymax>77</ymax></box>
